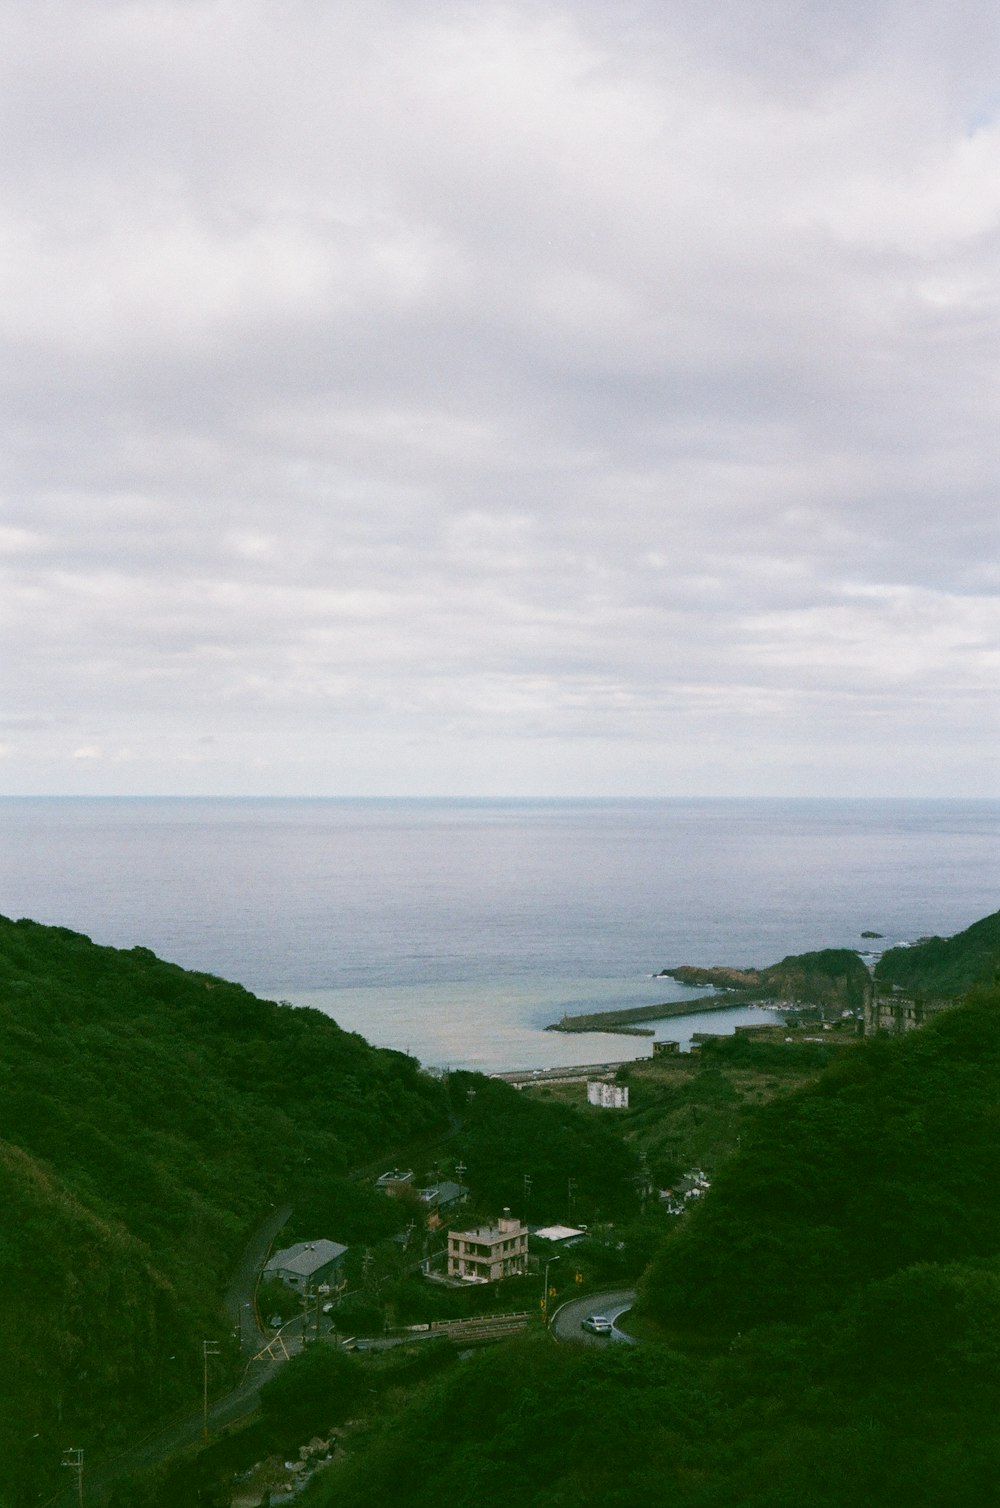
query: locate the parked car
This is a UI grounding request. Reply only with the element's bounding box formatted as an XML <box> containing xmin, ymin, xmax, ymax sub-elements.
<box><xmin>581</xmin><ymin>1314</ymin><xmax>613</xmax><ymax>1335</ymax></box>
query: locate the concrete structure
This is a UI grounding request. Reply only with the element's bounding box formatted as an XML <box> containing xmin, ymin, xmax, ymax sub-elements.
<box><xmin>864</xmin><ymin>988</ymin><xmax>952</xmax><ymax>1036</ymax></box>
<box><xmin>447</xmin><ymin>1211</ymin><xmax>528</xmax><ymax>1282</ymax></box>
<box><xmin>376</xmin><ymin>1168</ymin><xmax>414</xmax><ymax>1194</ymax></box>
<box><xmin>587</xmin><ymin>1080</ymin><xmax>629</xmax><ymax>1109</ymax></box>
<box><xmin>653</xmin><ymin>1039</ymin><xmax>680</xmax><ymax>1056</ymax></box>
<box><xmin>263</xmin><ymin>1239</ymin><xmax>348</xmax><ymax>1290</ymax></box>
<box><xmin>532</xmin><ymin>1223</ymin><xmax>587</xmax><ymax>1249</ymax></box>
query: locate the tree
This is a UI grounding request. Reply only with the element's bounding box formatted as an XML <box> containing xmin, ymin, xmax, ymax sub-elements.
<box><xmin>260</xmin><ymin>1345</ymin><xmax>362</xmax><ymax>1439</ymax></box>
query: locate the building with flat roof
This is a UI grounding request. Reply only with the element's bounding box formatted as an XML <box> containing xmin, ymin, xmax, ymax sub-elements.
<box><xmin>376</xmin><ymin>1169</ymin><xmax>414</xmax><ymax>1194</ymax></box>
<box><xmin>532</xmin><ymin>1223</ymin><xmax>587</xmax><ymax>1249</ymax></box>
<box><xmin>447</xmin><ymin>1211</ymin><xmax>528</xmax><ymax>1283</ymax></box>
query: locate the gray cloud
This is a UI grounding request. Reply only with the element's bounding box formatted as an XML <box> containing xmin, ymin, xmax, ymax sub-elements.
<box><xmin>0</xmin><ymin>1</ymin><xmax>997</xmax><ymax>795</ymax></box>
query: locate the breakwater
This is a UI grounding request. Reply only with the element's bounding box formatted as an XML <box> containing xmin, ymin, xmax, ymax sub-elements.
<box><xmin>546</xmin><ymin>993</ymin><xmax>750</xmax><ymax>1034</ymax></box>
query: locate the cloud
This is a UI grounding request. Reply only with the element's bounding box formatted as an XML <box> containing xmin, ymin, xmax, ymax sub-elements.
<box><xmin>0</xmin><ymin>1</ymin><xmax>997</xmax><ymax>795</ymax></box>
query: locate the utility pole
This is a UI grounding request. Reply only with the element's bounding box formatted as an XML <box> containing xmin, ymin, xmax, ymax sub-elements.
<box><xmin>523</xmin><ymin>1172</ymin><xmax>532</xmax><ymax>1227</ymax></box>
<box><xmin>62</xmin><ymin>1448</ymin><xmax>83</xmax><ymax>1508</ymax></box>
<box><xmin>301</xmin><ymin>1285</ymin><xmax>314</xmax><ymax>1345</ymax></box>
<box><xmin>202</xmin><ymin>1340</ymin><xmax>220</xmax><ymax>1441</ymax></box>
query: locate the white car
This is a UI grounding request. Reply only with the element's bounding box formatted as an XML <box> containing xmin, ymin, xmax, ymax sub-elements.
<box><xmin>581</xmin><ymin>1314</ymin><xmax>613</xmax><ymax>1335</ymax></box>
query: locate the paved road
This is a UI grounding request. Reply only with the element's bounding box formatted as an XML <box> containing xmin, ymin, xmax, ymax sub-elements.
<box><xmin>550</xmin><ymin>1289</ymin><xmax>637</xmax><ymax>1346</ymax></box>
<box><xmin>224</xmin><ymin>1203</ymin><xmax>293</xmax><ymax>1353</ymax></box>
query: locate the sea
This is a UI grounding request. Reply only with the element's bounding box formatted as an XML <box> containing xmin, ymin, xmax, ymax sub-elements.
<box><xmin>1</xmin><ymin>798</ymin><xmax>997</xmax><ymax>1074</ymax></box>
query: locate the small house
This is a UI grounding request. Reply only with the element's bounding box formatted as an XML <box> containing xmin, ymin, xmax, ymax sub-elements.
<box><xmin>263</xmin><ymin>1239</ymin><xmax>348</xmax><ymax>1290</ymax></box>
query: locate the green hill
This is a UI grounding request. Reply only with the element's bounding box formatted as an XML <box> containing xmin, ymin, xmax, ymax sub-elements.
<box><xmin>664</xmin><ymin>947</ymin><xmax>872</xmax><ymax>1011</ymax></box>
<box><xmin>639</xmin><ymin>987</ymin><xmax>1000</xmax><ymax>1334</ymax></box>
<box><xmin>0</xmin><ymin>916</ymin><xmax>449</xmax><ymax>1505</ymax></box>
<box><xmin>875</xmin><ymin>907</ymin><xmax>1000</xmax><ymax>997</ymax></box>
<box><xmin>0</xmin><ymin>916</ymin><xmax>642</xmax><ymax>1506</ymax></box>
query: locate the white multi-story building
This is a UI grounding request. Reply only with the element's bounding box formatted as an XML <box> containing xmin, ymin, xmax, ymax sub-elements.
<box><xmin>447</xmin><ymin>1210</ymin><xmax>528</xmax><ymax>1282</ymax></box>
<box><xmin>587</xmin><ymin>1080</ymin><xmax>629</xmax><ymax>1109</ymax></box>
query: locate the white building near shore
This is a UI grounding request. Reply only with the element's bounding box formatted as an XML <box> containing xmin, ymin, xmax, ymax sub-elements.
<box><xmin>587</xmin><ymin>1080</ymin><xmax>629</xmax><ymax>1109</ymax></box>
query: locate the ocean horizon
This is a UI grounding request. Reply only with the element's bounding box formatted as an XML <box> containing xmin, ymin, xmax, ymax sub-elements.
<box><xmin>2</xmin><ymin>796</ymin><xmax>997</xmax><ymax>1073</ymax></box>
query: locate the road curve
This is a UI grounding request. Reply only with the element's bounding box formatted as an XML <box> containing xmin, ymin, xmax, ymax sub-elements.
<box><xmin>550</xmin><ymin>1288</ymin><xmax>637</xmax><ymax>1346</ymax></box>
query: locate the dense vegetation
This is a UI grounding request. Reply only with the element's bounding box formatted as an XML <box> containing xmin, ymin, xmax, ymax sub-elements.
<box><xmin>875</xmin><ymin>906</ymin><xmax>1000</xmax><ymax>997</ymax></box>
<box><xmin>0</xmin><ymin>916</ymin><xmax>448</xmax><ymax>1503</ymax></box>
<box><xmin>443</xmin><ymin>1070</ymin><xmax>640</xmax><ymax>1224</ymax></box>
<box><xmin>0</xmin><ymin>916</ymin><xmax>642</xmax><ymax>1505</ymax></box>
<box><xmin>8</xmin><ymin>906</ymin><xmax>1000</xmax><ymax>1505</ymax></box>
<box><xmin>297</xmin><ymin>1252</ymin><xmax>1000</xmax><ymax>1508</ymax></box>
<box><xmin>641</xmin><ymin>985</ymin><xmax>1000</xmax><ymax>1333</ymax></box>
<box><xmin>294</xmin><ymin>977</ymin><xmax>1000</xmax><ymax>1508</ymax></box>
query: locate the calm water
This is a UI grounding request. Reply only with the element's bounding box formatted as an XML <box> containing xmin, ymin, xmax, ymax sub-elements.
<box><xmin>1</xmin><ymin>798</ymin><xmax>997</xmax><ymax>1072</ymax></box>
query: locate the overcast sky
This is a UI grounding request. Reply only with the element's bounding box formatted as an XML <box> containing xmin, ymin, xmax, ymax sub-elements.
<box><xmin>1</xmin><ymin>0</ymin><xmax>998</xmax><ymax>797</ymax></box>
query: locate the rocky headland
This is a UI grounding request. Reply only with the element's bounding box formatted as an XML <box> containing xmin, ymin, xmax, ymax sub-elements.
<box><xmin>548</xmin><ymin>947</ymin><xmax>873</xmax><ymax>1034</ymax></box>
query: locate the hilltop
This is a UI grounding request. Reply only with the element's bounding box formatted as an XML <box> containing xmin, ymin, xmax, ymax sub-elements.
<box><xmin>875</xmin><ymin>907</ymin><xmax>1000</xmax><ymax>997</ymax></box>
<box><xmin>664</xmin><ymin>946</ymin><xmax>872</xmax><ymax>1011</ymax></box>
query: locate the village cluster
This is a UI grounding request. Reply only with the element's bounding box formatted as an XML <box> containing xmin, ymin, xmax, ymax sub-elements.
<box><xmin>262</xmin><ymin>1165</ymin><xmax>593</xmax><ymax>1305</ymax></box>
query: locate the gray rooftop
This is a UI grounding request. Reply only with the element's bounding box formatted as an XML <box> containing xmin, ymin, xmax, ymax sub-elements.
<box><xmin>265</xmin><ymin>1239</ymin><xmax>348</xmax><ymax>1278</ymax></box>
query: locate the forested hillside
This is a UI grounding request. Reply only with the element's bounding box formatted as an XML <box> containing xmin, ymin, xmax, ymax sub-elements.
<box><xmin>641</xmin><ymin>984</ymin><xmax>1000</xmax><ymax>1333</ymax></box>
<box><xmin>0</xmin><ymin>917</ymin><xmax>643</xmax><ymax>1507</ymax></box>
<box><xmin>300</xmin><ymin>983</ymin><xmax>1000</xmax><ymax>1508</ymax></box>
<box><xmin>8</xmin><ymin>910</ymin><xmax>1000</xmax><ymax>1506</ymax></box>
<box><xmin>0</xmin><ymin>916</ymin><xmax>449</xmax><ymax>1504</ymax></box>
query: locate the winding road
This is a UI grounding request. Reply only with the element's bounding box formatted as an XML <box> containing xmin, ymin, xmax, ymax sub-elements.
<box><xmin>550</xmin><ymin>1288</ymin><xmax>637</xmax><ymax>1346</ymax></box>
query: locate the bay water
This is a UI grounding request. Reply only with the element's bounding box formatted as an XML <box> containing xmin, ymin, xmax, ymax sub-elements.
<box><xmin>1</xmin><ymin>798</ymin><xmax>997</xmax><ymax>1073</ymax></box>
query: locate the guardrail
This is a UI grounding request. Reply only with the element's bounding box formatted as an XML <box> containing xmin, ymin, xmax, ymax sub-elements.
<box><xmin>401</xmin><ymin>1311</ymin><xmax>532</xmax><ymax>1340</ymax></box>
